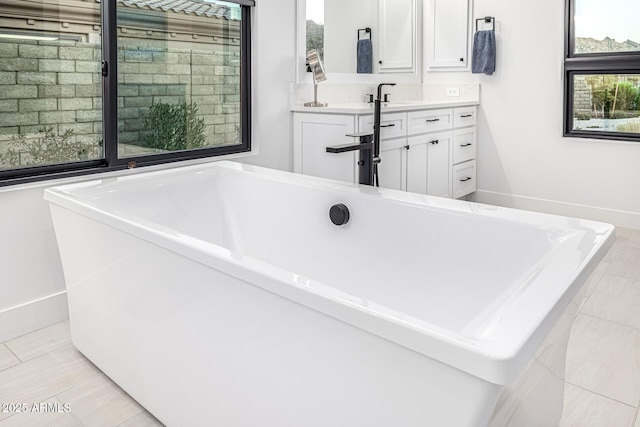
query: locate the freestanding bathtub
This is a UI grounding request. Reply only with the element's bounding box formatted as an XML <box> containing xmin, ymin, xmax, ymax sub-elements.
<box><xmin>45</xmin><ymin>160</ymin><xmax>614</xmax><ymax>427</ymax></box>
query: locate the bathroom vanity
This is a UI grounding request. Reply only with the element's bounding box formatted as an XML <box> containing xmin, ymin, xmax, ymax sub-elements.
<box><xmin>293</xmin><ymin>101</ymin><xmax>478</xmax><ymax>198</ymax></box>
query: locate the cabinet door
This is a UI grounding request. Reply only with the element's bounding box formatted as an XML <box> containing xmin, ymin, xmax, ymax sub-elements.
<box><xmin>427</xmin><ymin>132</ymin><xmax>452</xmax><ymax>197</ymax></box>
<box><xmin>378</xmin><ymin>0</ymin><xmax>416</xmax><ymax>73</ymax></box>
<box><xmin>378</xmin><ymin>138</ymin><xmax>407</xmax><ymax>191</ymax></box>
<box><xmin>406</xmin><ymin>137</ymin><xmax>428</xmax><ymax>194</ymax></box>
<box><xmin>407</xmin><ymin>131</ymin><xmax>452</xmax><ymax>197</ymax></box>
<box><xmin>426</xmin><ymin>0</ymin><xmax>471</xmax><ymax>70</ymax></box>
<box><xmin>293</xmin><ymin>113</ymin><xmax>357</xmax><ymax>183</ymax></box>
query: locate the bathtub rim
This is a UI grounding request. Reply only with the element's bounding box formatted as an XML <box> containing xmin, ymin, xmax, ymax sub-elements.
<box><xmin>44</xmin><ymin>160</ymin><xmax>616</xmax><ymax>385</ymax></box>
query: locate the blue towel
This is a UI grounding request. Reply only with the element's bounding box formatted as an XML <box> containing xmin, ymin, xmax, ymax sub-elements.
<box><xmin>357</xmin><ymin>39</ymin><xmax>373</xmax><ymax>74</ymax></box>
<box><xmin>472</xmin><ymin>30</ymin><xmax>496</xmax><ymax>75</ymax></box>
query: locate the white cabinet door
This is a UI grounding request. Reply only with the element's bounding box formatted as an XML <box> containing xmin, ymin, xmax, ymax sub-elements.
<box><xmin>378</xmin><ymin>0</ymin><xmax>416</xmax><ymax>73</ymax></box>
<box><xmin>406</xmin><ymin>137</ymin><xmax>428</xmax><ymax>194</ymax></box>
<box><xmin>426</xmin><ymin>132</ymin><xmax>452</xmax><ymax>197</ymax></box>
<box><xmin>293</xmin><ymin>113</ymin><xmax>357</xmax><ymax>183</ymax></box>
<box><xmin>407</xmin><ymin>131</ymin><xmax>452</xmax><ymax>197</ymax></box>
<box><xmin>378</xmin><ymin>138</ymin><xmax>407</xmax><ymax>191</ymax></box>
<box><xmin>426</xmin><ymin>0</ymin><xmax>471</xmax><ymax>71</ymax></box>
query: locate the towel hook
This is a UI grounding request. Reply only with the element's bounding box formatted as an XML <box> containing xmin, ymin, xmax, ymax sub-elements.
<box><xmin>475</xmin><ymin>16</ymin><xmax>495</xmax><ymax>32</ymax></box>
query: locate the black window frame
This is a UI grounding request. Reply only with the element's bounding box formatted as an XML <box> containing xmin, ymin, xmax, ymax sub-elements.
<box><xmin>564</xmin><ymin>0</ymin><xmax>640</xmax><ymax>142</ymax></box>
<box><xmin>0</xmin><ymin>0</ymin><xmax>254</xmax><ymax>187</ymax></box>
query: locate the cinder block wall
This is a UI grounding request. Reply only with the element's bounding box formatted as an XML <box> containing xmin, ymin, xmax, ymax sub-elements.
<box><xmin>0</xmin><ymin>37</ymin><xmax>240</xmax><ymax>165</ymax></box>
<box><xmin>573</xmin><ymin>75</ymin><xmax>593</xmax><ymax>117</ymax></box>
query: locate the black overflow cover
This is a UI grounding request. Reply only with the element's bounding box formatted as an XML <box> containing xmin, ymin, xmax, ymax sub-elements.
<box><xmin>329</xmin><ymin>203</ymin><xmax>350</xmax><ymax>226</ymax></box>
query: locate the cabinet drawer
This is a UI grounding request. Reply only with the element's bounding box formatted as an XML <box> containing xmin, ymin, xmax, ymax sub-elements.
<box><xmin>452</xmin><ymin>128</ymin><xmax>476</xmax><ymax>164</ymax></box>
<box><xmin>407</xmin><ymin>108</ymin><xmax>453</xmax><ymax>135</ymax></box>
<box><xmin>452</xmin><ymin>160</ymin><xmax>476</xmax><ymax>199</ymax></box>
<box><xmin>453</xmin><ymin>106</ymin><xmax>477</xmax><ymax>128</ymax></box>
<box><xmin>359</xmin><ymin>112</ymin><xmax>407</xmax><ymax>140</ymax></box>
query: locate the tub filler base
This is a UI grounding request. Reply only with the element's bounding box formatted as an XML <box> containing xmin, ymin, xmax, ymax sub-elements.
<box><xmin>46</xmin><ymin>161</ymin><xmax>614</xmax><ymax>427</ymax></box>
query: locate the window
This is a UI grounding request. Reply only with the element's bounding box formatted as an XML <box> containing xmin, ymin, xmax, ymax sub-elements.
<box><xmin>0</xmin><ymin>0</ymin><xmax>253</xmax><ymax>185</ymax></box>
<box><xmin>565</xmin><ymin>0</ymin><xmax>640</xmax><ymax>141</ymax></box>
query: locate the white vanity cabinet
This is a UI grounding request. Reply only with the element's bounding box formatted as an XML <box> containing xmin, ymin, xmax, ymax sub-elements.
<box><xmin>293</xmin><ymin>104</ymin><xmax>477</xmax><ymax>199</ymax></box>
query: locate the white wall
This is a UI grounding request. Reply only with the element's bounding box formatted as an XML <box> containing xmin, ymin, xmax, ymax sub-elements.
<box><xmin>324</xmin><ymin>0</ymin><xmax>377</xmax><ymax>74</ymax></box>
<box><xmin>426</xmin><ymin>0</ymin><xmax>640</xmax><ymax>228</ymax></box>
<box><xmin>0</xmin><ymin>184</ymin><xmax>69</xmax><ymax>342</ymax></box>
<box><xmin>0</xmin><ymin>0</ymin><xmax>297</xmax><ymax>341</ymax></box>
<box><xmin>240</xmin><ymin>0</ymin><xmax>296</xmax><ymax>171</ymax></box>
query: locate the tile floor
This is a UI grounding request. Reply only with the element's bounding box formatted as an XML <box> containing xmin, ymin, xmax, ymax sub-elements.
<box><xmin>561</xmin><ymin>227</ymin><xmax>640</xmax><ymax>426</ymax></box>
<box><xmin>0</xmin><ymin>321</ymin><xmax>163</xmax><ymax>427</ymax></box>
<box><xmin>0</xmin><ymin>227</ymin><xmax>638</xmax><ymax>426</ymax></box>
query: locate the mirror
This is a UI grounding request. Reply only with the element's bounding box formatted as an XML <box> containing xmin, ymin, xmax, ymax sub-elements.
<box><xmin>304</xmin><ymin>49</ymin><xmax>328</xmax><ymax>107</ymax></box>
<box><xmin>303</xmin><ymin>0</ymin><xmax>419</xmax><ymax>76</ymax></box>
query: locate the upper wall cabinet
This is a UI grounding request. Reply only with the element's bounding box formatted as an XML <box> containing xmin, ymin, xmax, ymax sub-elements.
<box><xmin>378</xmin><ymin>0</ymin><xmax>417</xmax><ymax>74</ymax></box>
<box><xmin>425</xmin><ymin>0</ymin><xmax>472</xmax><ymax>71</ymax></box>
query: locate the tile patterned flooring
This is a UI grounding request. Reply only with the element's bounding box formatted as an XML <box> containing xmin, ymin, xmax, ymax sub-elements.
<box><xmin>0</xmin><ymin>227</ymin><xmax>639</xmax><ymax>426</ymax></box>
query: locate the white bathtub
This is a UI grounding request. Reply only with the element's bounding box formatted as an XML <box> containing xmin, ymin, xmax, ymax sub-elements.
<box><xmin>45</xmin><ymin>161</ymin><xmax>614</xmax><ymax>427</ymax></box>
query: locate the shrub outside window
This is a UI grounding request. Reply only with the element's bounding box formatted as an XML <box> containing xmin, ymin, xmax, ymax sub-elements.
<box><xmin>564</xmin><ymin>0</ymin><xmax>640</xmax><ymax>141</ymax></box>
<box><xmin>0</xmin><ymin>0</ymin><xmax>253</xmax><ymax>186</ymax></box>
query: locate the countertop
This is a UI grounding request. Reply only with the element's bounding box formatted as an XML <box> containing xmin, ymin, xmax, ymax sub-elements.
<box><xmin>290</xmin><ymin>100</ymin><xmax>480</xmax><ymax>114</ymax></box>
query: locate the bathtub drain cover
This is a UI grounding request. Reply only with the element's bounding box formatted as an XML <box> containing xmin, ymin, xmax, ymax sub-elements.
<box><xmin>329</xmin><ymin>203</ymin><xmax>350</xmax><ymax>226</ymax></box>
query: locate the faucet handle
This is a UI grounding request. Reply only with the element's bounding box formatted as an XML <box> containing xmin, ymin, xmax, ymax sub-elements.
<box><xmin>346</xmin><ymin>132</ymin><xmax>374</xmax><ymax>143</ymax></box>
<box><xmin>365</xmin><ymin>94</ymin><xmax>374</xmax><ymax>103</ymax></box>
<box><xmin>383</xmin><ymin>93</ymin><xmax>390</xmax><ymax>103</ymax></box>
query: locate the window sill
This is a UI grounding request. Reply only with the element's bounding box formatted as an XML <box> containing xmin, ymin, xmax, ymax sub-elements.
<box><xmin>0</xmin><ymin>149</ymin><xmax>257</xmax><ymax>194</ymax></box>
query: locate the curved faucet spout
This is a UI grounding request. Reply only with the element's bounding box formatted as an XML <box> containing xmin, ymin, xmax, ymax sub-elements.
<box><xmin>377</xmin><ymin>83</ymin><xmax>396</xmax><ymax>99</ymax></box>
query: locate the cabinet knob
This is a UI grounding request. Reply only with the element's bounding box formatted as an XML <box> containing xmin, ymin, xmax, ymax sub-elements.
<box><xmin>460</xmin><ymin>58</ymin><xmax>464</xmax><ymax>62</ymax></box>
<box><xmin>430</xmin><ymin>140</ymin><xmax>439</xmax><ymax>145</ymax></box>
<box><xmin>404</xmin><ymin>145</ymin><xmax>410</xmax><ymax>150</ymax></box>
<box><xmin>379</xmin><ymin>60</ymin><xmax>383</xmax><ymax>64</ymax></box>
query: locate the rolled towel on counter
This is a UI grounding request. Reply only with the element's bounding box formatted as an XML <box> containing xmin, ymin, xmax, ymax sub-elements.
<box><xmin>472</xmin><ymin>30</ymin><xmax>496</xmax><ymax>75</ymax></box>
<box><xmin>357</xmin><ymin>39</ymin><xmax>373</xmax><ymax>74</ymax></box>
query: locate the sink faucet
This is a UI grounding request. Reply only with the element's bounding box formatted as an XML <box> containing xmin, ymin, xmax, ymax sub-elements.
<box><xmin>325</xmin><ymin>82</ymin><xmax>396</xmax><ymax>186</ymax></box>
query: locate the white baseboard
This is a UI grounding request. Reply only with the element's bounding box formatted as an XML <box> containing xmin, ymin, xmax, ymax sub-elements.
<box><xmin>472</xmin><ymin>190</ymin><xmax>640</xmax><ymax>230</ymax></box>
<box><xmin>0</xmin><ymin>292</ymin><xmax>68</xmax><ymax>343</ymax></box>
